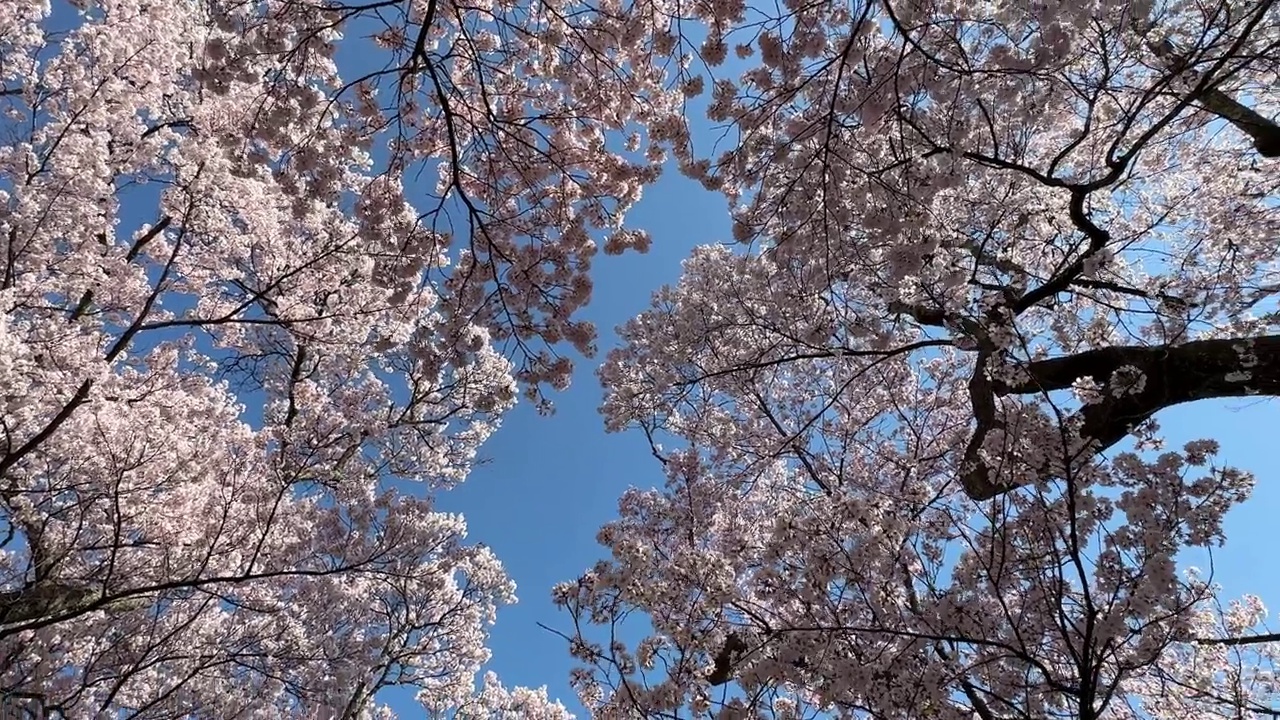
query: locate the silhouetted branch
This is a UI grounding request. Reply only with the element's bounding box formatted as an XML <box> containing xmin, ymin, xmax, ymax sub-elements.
<box><xmin>1143</xmin><ymin>16</ymin><xmax>1280</xmax><ymax>157</ymax></box>
<box><xmin>962</xmin><ymin>335</ymin><xmax>1280</xmax><ymax>499</ymax></box>
<box><xmin>707</xmin><ymin>632</ymin><xmax>748</xmax><ymax>685</ymax></box>
<box><xmin>1195</xmin><ymin>632</ymin><xmax>1280</xmax><ymax>647</ymax></box>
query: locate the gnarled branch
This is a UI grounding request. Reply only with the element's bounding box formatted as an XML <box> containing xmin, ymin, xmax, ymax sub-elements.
<box><xmin>962</xmin><ymin>335</ymin><xmax>1280</xmax><ymax>500</ymax></box>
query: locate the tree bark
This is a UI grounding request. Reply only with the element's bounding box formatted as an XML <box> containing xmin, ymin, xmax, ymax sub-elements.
<box><xmin>1141</xmin><ymin>15</ymin><xmax>1280</xmax><ymax>158</ymax></box>
<box><xmin>0</xmin><ymin>582</ymin><xmax>97</xmax><ymax>626</ymax></box>
<box><xmin>961</xmin><ymin>335</ymin><xmax>1280</xmax><ymax>500</ymax></box>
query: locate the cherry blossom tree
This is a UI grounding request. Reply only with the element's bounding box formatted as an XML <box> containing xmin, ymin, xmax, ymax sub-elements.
<box><xmin>602</xmin><ymin>0</ymin><xmax>1280</xmax><ymax>502</ymax></box>
<box><xmin>558</xmin><ymin>440</ymin><xmax>1280</xmax><ymax>718</ymax></box>
<box><xmin>561</xmin><ymin>0</ymin><xmax>1280</xmax><ymax>717</ymax></box>
<box><xmin>0</xmin><ymin>0</ymin><xmax>685</xmax><ymax>715</ymax></box>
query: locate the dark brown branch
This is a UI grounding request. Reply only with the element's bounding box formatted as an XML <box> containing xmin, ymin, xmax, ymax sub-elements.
<box><xmin>888</xmin><ymin>300</ymin><xmax>947</xmax><ymax>327</ymax></box>
<box><xmin>995</xmin><ymin>336</ymin><xmax>1280</xmax><ymax>398</ymax></box>
<box><xmin>962</xmin><ymin>335</ymin><xmax>1280</xmax><ymax>500</ymax></box>
<box><xmin>1070</xmin><ymin>278</ymin><xmax>1194</xmax><ymax>308</ymax></box>
<box><xmin>707</xmin><ymin>631</ymin><xmax>748</xmax><ymax>685</ymax></box>
<box><xmin>0</xmin><ymin>582</ymin><xmax>97</xmax><ymax>625</ymax></box>
<box><xmin>1143</xmin><ymin>20</ymin><xmax>1280</xmax><ymax>157</ymax></box>
<box><xmin>1014</xmin><ymin>189</ymin><xmax>1110</xmax><ymax>313</ymax></box>
<box><xmin>1195</xmin><ymin>631</ymin><xmax>1280</xmax><ymax>647</ymax></box>
<box><xmin>1197</xmin><ymin>88</ymin><xmax>1280</xmax><ymax>158</ymax></box>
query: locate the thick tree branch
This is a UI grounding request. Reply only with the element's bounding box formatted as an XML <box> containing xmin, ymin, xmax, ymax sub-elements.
<box><xmin>962</xmin><ymin>335</ymin><xmax>1280</xmax><ymax>500</ymax></box>
<box><xmin>1142</xmin><ymin>16</ymin><xmax>1280</xmax><ymax>157</ymax></box>
<box><xmin>707</xmin><ymin>631</ymin><xmax>748</xmax><ymax>685</ymax></box>
<box><xmin>1195</xmin><ymin>87</ymin><xmax>1280</xmax><ymax>158</ymax></box>
<box><xmin>0</xmin><ymin>582</ymin><xmax>97</xmax><ymax>625</ymax></box>
<box><xmin>1195</xmin><ymin>631</ymin><xmax>1280</xmax><ymax>647</ymax></box>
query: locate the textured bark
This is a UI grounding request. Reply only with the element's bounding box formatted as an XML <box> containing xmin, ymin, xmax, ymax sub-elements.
<box><xmin>0</xmin><ymin>582</ymin><xmax>97</xmax><ymax>626</ymax></box>
<box><xmin>961</xmin><ymin>335</ymin><xmax>1280</xmax><ymax>500</ymax></box>
<box><xmin>1196</xmin><ymin>87</ymin><xmax>1280</xmax><ymax>158</ymax></box>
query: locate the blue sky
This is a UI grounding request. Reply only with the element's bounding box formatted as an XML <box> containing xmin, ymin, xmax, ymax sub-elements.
<box><xmin>427</xmin><ymin>165</ymin><xmax>729</xmax><ymax>715</ymax></box>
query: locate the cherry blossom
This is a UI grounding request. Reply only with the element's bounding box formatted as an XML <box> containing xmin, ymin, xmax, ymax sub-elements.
<box><xmin>603</xmin><ymin>0</ymin><xmax>1280</xmax><ymax>498</ymax></box>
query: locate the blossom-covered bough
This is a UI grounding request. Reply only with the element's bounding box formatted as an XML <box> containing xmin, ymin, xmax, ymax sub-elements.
<box><xmin>560</xmin><ymin>0</ymin><xmax>1280</xmax><ymax>718</ymax></box>
<box><xmin>0</xmin><ymin>0</ymin><xmax>682</xmax><ymax>715</ymax></box>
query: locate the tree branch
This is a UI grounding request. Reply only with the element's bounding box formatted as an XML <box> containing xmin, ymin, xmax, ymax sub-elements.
<box><xmin>962</xmin><ymin>334</ymin><xmax>1280</xmax><ymax>500</ymax></box>
<box><xmin>1142</xmin><ymin>17</ymin><xmax>1280</xmax><ymax>157</ymax></box>
<box><xmin>707</xmin><ymin>631</ymin><xmax>748</xmax><ymax>685</ymax></box>
<box><xmin>1195</xmin><ymin>631</ymin><xmax>1280</xmax><ymax>647</ymax></box>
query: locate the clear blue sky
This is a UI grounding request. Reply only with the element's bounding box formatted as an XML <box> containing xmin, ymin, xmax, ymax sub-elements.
<box><xmin>425</xmin><ymin>165</ymin><xmax>730</xmax><ymax>715</ymax></box>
